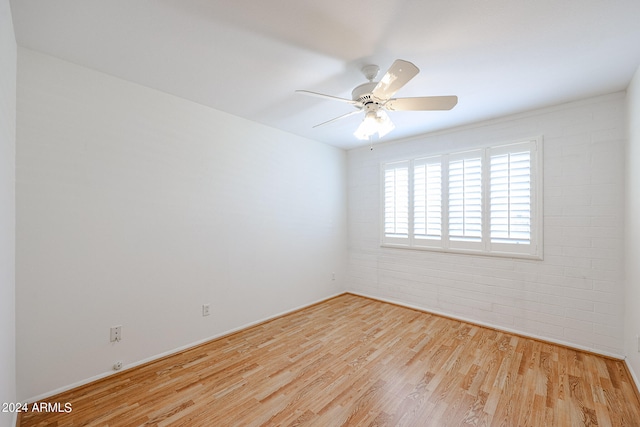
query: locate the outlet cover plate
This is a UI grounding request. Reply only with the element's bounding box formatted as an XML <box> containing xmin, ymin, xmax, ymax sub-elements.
<box><xmin>110</xmin><ymin>326</ymin><xmax>122</xmax><ymax>342</ymax></box>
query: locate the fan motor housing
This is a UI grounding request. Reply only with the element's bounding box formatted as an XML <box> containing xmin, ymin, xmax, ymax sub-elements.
<box><xmin>352</xmin><ymin>82</ymin><xmax>379</xmax><ymax>105</ymax></box>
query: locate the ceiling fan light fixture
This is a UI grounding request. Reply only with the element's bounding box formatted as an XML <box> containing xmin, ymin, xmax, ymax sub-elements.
<box><xmin>376</xmin><ymin>110</ymin><xmax>395</xmax><ymax>138</ymax></box>
<box><xmin>354</xmin><ymin>110</ymin><xmax>395</xmax><ymax>140</ymax></box>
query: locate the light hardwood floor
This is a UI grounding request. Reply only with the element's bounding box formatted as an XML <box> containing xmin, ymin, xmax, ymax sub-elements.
<box><xmin>19</xmin><ymin>293</ymin><xmax>640</xmax><ymax>426</ymax></box>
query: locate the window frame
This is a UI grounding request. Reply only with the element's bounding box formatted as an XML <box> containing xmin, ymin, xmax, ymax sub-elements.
<box><xmin>380</xmin><ymin>137</ymin><xmax>543</xmax><ymax>260</ymax></box>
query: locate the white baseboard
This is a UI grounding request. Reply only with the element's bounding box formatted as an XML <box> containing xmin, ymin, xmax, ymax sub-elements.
<box><xmin>24</xmin><ymin>291</ymin><xmax>346</xmax><ymax>404</ymax></box>
<box><xmin>625</xmin><ymin>358</ymin><xmax>640</xmax><ymax>396</ymax></box>
<box><xmin>347</xmin><ymin>290</ymin><xmax>625</xmax><ymax>360</ymax></box>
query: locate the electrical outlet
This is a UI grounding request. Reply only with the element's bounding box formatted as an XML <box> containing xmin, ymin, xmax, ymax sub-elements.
<box><xmin>202</xmin><ymin>304</ymin><xmax>210</xmax><ymax>317</ymax></box>
<box><xmin>110</xmin><ymin>325</ymin><xmax>122</xmax><ymax>342</ymax></box>
<box><xmin>113</xmin><ymin>361</ymin><xmax>123</xmax><ymax>371</ymax></box>
<box><xmin>637</xmin><ymin>335</ymin><xmax>640</xmax><ymax>353</ymax></box>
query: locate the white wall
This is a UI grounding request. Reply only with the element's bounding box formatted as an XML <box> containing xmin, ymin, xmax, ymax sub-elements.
<box><xmin>0</xmin><ymin>0</ymin><xmax>16</xmax><ymax>425</ymax></box>
<box><xmin>625</xmin><ymin>66</ymin><xmax>640</xmax><ymax>384</ymax></box>
<box><xmin>16</xmin><ymin>48</ymin><xmax>347</xmax><ymax>401</ymax></box>
<box><xmin>348</xmin><ymin>93</ymin><xmax>626</xmax><ymax>356</ymax></box>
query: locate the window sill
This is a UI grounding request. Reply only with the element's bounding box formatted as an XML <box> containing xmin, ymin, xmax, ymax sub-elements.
<box><xmin>380</xmin><ymin>243</ymin><xmax>543</xmax><ymax>261</ymax></box>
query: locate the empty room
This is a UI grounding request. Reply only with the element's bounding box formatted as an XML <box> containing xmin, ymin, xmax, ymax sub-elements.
<box><xmin>3</xmin><ymin>0</ymin><xmax>640</xmax><ymax>426</ymax></box>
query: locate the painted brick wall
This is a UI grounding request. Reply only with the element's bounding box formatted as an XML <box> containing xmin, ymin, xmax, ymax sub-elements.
<box><xmin>347</xmin><ymin>93</ymin><xmax>626</xmax><ymax>356</ymax></box>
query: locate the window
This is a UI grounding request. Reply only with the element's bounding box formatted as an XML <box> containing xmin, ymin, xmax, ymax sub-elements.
<box><xmin>381</xmin><ymin>138</ymin><xmax>542</xmax><ymax>259</ymax></box>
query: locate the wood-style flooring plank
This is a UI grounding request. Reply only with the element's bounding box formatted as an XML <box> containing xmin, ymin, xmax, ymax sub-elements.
<box><xmin>18</xmin><ymin>294</ymin><xmax>640</xmax><ymax>426</ymax></box>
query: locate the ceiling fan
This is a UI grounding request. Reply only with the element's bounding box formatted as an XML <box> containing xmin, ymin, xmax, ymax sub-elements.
<box><xmin>296</xmin><ymin>59</ymin><xmax>458</xmax><ymax>140</ymax></box>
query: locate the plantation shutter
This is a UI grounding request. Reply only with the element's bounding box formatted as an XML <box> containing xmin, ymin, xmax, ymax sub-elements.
<box><xmin>448</xmin><ymin>153</ymin><xmax>482</xmax><ymax>242</ymax></box>
<box><xmin>489</xmin><ymin>147</ymin><xmax>531</xmax><ymax>244</ymax></box>
<box><xmin>414</xmin><ymin>158</ymin><xmax>442</xmax><ymax>241</ymax></box>
<box><xmin>379</xmin><ymin>138</ymin><xmax>541</xmax><ymax>258</ymax></box>
<box><xmin>383</xmin><ymin>161</ymin><xmax>409</xmax><ymax>243</ymax></box>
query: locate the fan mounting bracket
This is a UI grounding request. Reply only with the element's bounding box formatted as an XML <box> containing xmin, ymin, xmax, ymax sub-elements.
<box><xmin>361</xmin><ymin>64</ymin><xmax>380</xmax><ymax>82</ymax></box>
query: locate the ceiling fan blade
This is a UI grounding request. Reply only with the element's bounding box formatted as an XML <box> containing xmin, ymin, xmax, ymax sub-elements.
<box><xmin>385</xmin><ymin>96</ymin><xmax>458</xmax><ymax>111</ymax></box>
<box><xmin>312</xmin><ymin>110</ymin><xmax>362</xmax><ymax>128</ymax></box>
<box><xmin>296</xmin><ymin>90</ymin><xmax>359</xmax><ymax>105</ymax></box>
<box><xmin>371</xmin><ymin>59</ymin><xmax>419</xmax><ymax>102</ymax></box>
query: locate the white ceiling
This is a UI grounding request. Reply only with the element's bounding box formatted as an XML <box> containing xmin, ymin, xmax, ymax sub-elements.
<box><xmin>9</xmin><ymin>0</ymin><xmax>640</xmax><ymax>149</ymax></box>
